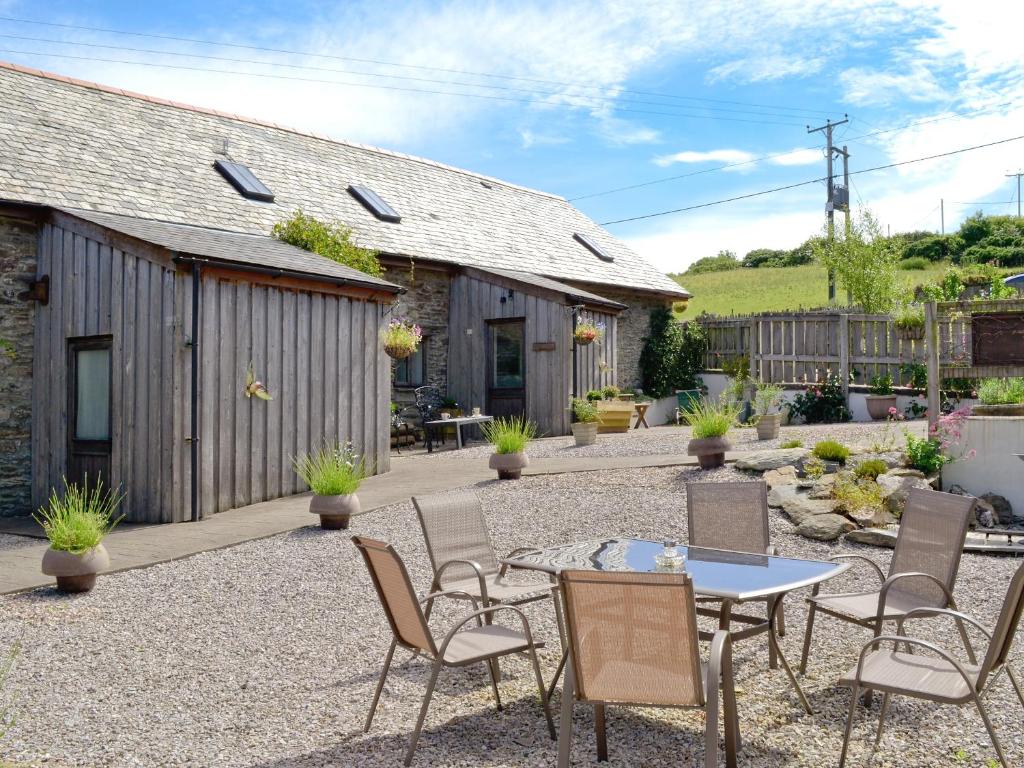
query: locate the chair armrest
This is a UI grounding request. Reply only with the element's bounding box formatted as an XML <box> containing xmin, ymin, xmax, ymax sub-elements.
<box><xmin>897</xmin><ymin>607</ymin><xmax>992</xmax><ymax>641</ymax></box>
<box><xmin>437</xmin><ymin>604</ymin><xmax>536</xmax><ymax>660</ymax></box>
<box><xmin>432</xmin><ymin>559</ymin><xmax>490</xmax><ymax>604</ymax></box>
<box><xmin>829</xmin><ymin>554</ymin><xmax>886</xmax><ymax>583</ymax></box>
<box><xmin>853</xmin><ymin>634</ymin><xmax>979</xmax><ymax>693</ymax></box>
<box><xmin>878</xmin><ymin>571</ymin><xmax>954</xmax><ymax>613</ymax></box>
<box><xmin>499</xmin><ymin>547</ymin><xmax>542</xmax><ymax>577</ymax></box>
<box><xmin>419</xmin><ymin>590</ymin><xmax>481</xmax><ymax>612</ymax></box>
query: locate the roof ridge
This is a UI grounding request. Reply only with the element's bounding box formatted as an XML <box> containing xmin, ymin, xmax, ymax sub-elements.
<box><xmin>0</xmin><ymin>59</ymin><xmax>564</xmax><ymax>201</ymax></box>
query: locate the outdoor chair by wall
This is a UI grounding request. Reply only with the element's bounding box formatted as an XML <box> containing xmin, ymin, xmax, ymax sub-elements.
<box><xmin>838</xmin><ymin>563</ymin><xmax>1024</xmax><ymax>767</ymax></box>
<box><xmin>556</xmin><ymin>569</ymin><xmax>739</xmax><ymax>767</ymax></box>
<box><xmin>686</xmin><ymin>480</ymin><xmax>786</xmax><ymax>663</ymax></box>
<box><xmin>352</xmin><ymin>536</ymin><xmax>556</xmax><ymax>767</ymax></box>
<box><xmin>799</xmin><ymin>487</ymin><xmax>976</xmax><ymax>675</ymax></box>
<box><xmin>414</xmin><ymin>385</ymin><xmax>447</xmax><ymax>450</ymax></box>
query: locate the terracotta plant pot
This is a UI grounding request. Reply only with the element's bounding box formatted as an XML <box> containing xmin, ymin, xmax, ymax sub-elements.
<box><xmin>41</xmin><ymin>544</ymin><xmax>110</xmax><ymax>593</ymax></box>
<box><xmin>866</xmin><ymin>394</ymin><xmax>898</xmax><ymax>421</ymax></box>
<box><xmin>571</xmin><ymin>422</ymin><xmax>598</xmax><ymax>446</ymax></box>
<box><xmin>310</xmin><ymin>493</ymin><xmax>361</xmax><ymax>530</ymax></box>
<box><xmin>489</xmin><ymin>452</ymin><xmax>529</xmax><ymax>480</ymax></box>
<box><xmin>972</xmin><ymin>403</ymin><xmax>1024</xmax><ymax>417</ymax></box>
<box><xmin>687</xmin><ymin>437</ymin><xmax>731</xmax><ymax>470</ymax></box>
<box><xmin>755</xmin><ymin>413</ymin><xmax>782</xmax><ymax>440</ymax></box>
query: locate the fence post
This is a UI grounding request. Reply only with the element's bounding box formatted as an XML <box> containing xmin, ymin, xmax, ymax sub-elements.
<box><xmin>925</xmin><ymin>301</ymin><xmax>940</xmax><ymax>431</ymax></box>
<box><xmin>748</xmin><ymin>318</ymin><xmax>758</xmax><ymax>381</ymax></box>
<box><xmin>838</xmin><ymin>314</ymin><xmax>850</xmax><ymax>398</ymax></box>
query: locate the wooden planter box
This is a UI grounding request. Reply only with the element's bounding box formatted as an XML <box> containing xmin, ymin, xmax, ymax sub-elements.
<box><xmin>596</xmin><ymin>401</ymin><xmax>634</xmax><ymax>433</ymax></box>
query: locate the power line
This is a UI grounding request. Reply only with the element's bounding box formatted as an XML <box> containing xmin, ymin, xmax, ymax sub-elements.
<box><xmin>600</xmin><ymin>133</ymin><xmax>1024</xmax><ymax>225</ymax></box>
<box><xmin>0</xmin><ymin>47</ymin><xmax>810</xmax><ymax>126</ymax></box>
<box><xmin>0</xmin><ymin>14</ymin><xmax>833</xmax><ymax>117</ymax></box>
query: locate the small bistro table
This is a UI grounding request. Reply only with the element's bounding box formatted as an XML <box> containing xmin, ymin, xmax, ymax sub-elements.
<box><xmin>632</xmin><ymin>402</ymin><xmax>650</xmax><ymax>429</ymax></box>
<box><xmin>424</xmin><ymin>414</ymin><xmax>494</xmax><ymax>452</ymax></box>
<box><xmin>503</xmin><ymin>538</ymin><xmax>849</xmax><ymax>712</ymax></box>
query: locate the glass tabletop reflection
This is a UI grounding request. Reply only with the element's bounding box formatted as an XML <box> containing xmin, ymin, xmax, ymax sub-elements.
<box><xmin>503</xmin><ymin>538</ymin><xmax>848</xmax><ymax>601</ymax></box>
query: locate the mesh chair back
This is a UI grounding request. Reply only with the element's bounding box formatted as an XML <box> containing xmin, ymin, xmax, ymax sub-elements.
<box><xmin>888</xmin><ymin>488</ymin><xmax>974</xmax><ymax>607</ymax></box>
<box><xmin>560</xmin><ymin>570</ymin><xmax>705</xmax><ymax>708</ymax></box>
<box><xmin>353</xmin><ymin>536</ymin><xmax>437</xmax><ymax>656</ymax></box>
<box><xmin>686</xmin><ymin>480</ymin><xmax>770</xmax><ymax>554</ymax></box>
<box><xmin>981</xmin><ymin>564</ymin><xmax>1024</xmax><ymax>678</ymax></box>
<box><xmin>414</xmin><ymin>490</ymin><xmax>500</xmax><ymax>587</ymax></box>
<box><xmin>414</xmin><ymin>386</ymin><xmax>446</xmax><ymax>422</ymax></box>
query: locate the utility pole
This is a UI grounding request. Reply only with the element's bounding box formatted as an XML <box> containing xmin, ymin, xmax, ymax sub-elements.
<box><xmin>808</xmin><ymin>115</ymin><xmax>849</xmax><ymax>304</ymax></box>
<box><xmin>1007</xmin><ymin>171</ymin><xmax>1023</xmax><ymax>218</ymax></box>
<box><xmin>836</xmin><ymin>144</ymin><xmax>852</xmax><ymax>304</ymax></box>
<box><xmin>940</xmin><ymin>198</ymin><xmax>944</xmax><ymax>234</ymax></box>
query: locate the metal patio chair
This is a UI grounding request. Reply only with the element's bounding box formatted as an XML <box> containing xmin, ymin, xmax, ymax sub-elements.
<box><xmin>556</xmin><ymin>569</ymin><xmax>739</xmax><ymax>767</ymax></box>
<box><xmin>799</xmin><ymin>486</ymin><xmax>976</xmax><ymax>675</ymax></box>
<box><xmin>353</xmin><ymin>536</ymin><xmax>555</xmax><ymax>767</ymax></box>
<box><xmin>838</xmin><ymin>563</ymin><xmax>1024</xmax><ymax>767</ymax></box>
<box><xmin>686</xmin><ymin>480</ymin><xmax>787</xmax><ymax>663</ymax></box>
<box><xmin>414</xmin><ymin>385</ymin><xmax>447</xmax><ymax>451</ymax></box>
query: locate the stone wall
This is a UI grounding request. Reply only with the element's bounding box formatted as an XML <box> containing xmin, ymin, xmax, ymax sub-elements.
<box><xmin>0</xmin><ymin>214</ymin><xmax>37</xmax><ymax>516</ymax></box>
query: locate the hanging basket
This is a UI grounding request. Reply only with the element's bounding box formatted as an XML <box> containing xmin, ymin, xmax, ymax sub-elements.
<box><xmin>574</xmin><ymin>321</ymin><xmax>604</xmax><ymax>346</ymax></box>
<box><xmin>895</xmin><ymin>325</ymin><xmax>925</xmax><ymax>341</ymax></box>
<box><xmin>384</xmin><ymin>342</ymin><xmax>414</xmax><ymax>360</ymax></box>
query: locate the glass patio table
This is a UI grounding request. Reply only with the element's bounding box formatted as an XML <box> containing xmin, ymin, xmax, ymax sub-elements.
<box><xmin>502</xmin><ymin>538</ymin><xmax>850</xmax><ymax>712</ymax></box>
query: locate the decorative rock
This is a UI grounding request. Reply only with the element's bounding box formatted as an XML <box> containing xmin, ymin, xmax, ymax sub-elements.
<box><xmin>762</xmin><ymin>465</ymin><xmax>798</xmax><ymax>488</ymax></box>
<box><xmin>877</xmin><ymin>473</ymin><xmax>931</xmax><ymax>514</ymax></box>
<box><xmin>849</xmin><ymin>507</ymin><xmax>897</xmax><ymax>528</ymax></box>
<box><xmin>882</xmin><ymin>467</ymin><xmax>925</xmax><ymax>479</ymax></box>
<box><xmin>734</xmin><ymin>448</ymin><xmax>810</xmax><ymax>471</ymax></box>
<box><xmin>947</xmin><ymin>485</ymin><xmax>998</xmax><ymax>528</ymax></box>
<box><xmin>807</xmin><ymin>475</ymin><xmax>837</xmax><ymax>500</ymax></box>
<box><xmin>980</xmin><ymin>493</ymin><xmax>1014</xmax><ymax>527</ymax></box>
<box><xmin>781</xmin><ymin>494</ymin><xmax>843</xmax><ymax>525</ymax></box>
<box><xmin>797</xmin><ymin>513</ymin><xmax>856</xmax><ymax>541</ymax></box>
<box><xmin>767</xmin><ymin>484</ymin><xmax>799</xmax><ymax>508</ymax></box>
<box><xmin>846</xmin><ymin>528</ymin><xmax>898</xmax><ymax>548</ymax></box>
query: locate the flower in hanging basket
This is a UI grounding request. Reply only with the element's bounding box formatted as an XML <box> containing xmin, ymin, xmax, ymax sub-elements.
<box><xmin>382</xmin><ymin>318</ymin><xmax>422</xmax><ymax>359</ymax></box>
<box><xmin>574</xmin><ymin>321</ymin><xmax>605</xmax><ymax>345</ymax></box>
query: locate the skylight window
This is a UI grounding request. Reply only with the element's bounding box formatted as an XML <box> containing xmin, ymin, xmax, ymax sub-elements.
<box><xmin>574</xmin><ymin>233</ymin><xmax>614</xmax><ymax>262</ymax></box>
<box><xmin>348</xmin><ymin>184</ymin><xmax>401</xmax><ymax>223</ymax></box>
<box><xmin>214</xmin><ymin>160</ymin><xmax>275</xmax><ymax>202</ymax></box>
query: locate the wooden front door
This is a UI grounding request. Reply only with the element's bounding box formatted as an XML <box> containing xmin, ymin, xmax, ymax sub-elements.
<box><xmin>67</xmin><ymin>336</ymin><xmax>113</xmax><ymax>489</ymax></box>
<box><xmin>487</xmin><ymin>319</ymin><xmax>526</xmax><ymax>419</ymax></box>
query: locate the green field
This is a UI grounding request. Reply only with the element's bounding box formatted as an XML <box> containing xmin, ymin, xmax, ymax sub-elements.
<box><xmin>673</xmin><ymin>262</ymin><xmax>953</xmax><ymax>318</ymax></box>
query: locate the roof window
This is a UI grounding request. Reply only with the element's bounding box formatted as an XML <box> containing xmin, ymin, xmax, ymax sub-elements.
<box><xmin>348</xmin><ymin>184</ymin><xmax>401</xmax><ymax>222</ymax></box>
<box><xmin>573</xmin><ymin>232</ymin><xmax>614</xmax><ymax>262</ymax></box>
<box><xmin>213</xmin><ymin>160</ymin><xmax>275</xmax><ymax>202</ymax></box>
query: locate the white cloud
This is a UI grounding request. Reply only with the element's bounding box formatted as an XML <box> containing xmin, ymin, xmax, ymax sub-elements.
<box><xmin>518</xmin><ymin>129</ymin><xmax>570</xmax><ymax>149</ymax></box>
<box><xmin>708</xmin><ymin>55</ymin><xmax>825</xmax><ymax>84</ymax></box>
<box><xmin>769</xmin><ymin>148</ymin><xmax>824</xmax><ymax>166</ymax></box>
<box><xmin>839</xmin><ymin>64</ymin><xmax>948</xmax><ymax>107</ymax></box>
<box><xmin>653</xmin><ymin>149</ymin><xmax>755</xmax><ymax>167</ymax></box>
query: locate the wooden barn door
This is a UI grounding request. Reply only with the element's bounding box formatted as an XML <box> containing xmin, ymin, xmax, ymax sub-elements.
<box><xmin>67</xmin><ymin>336</ymin><xmax>113</xmax><ymax>490</ymax></box>
<box><xmin>487</xmin><ymin>319</ymin><xmax>526</xmax><ymax>419</ymax></box>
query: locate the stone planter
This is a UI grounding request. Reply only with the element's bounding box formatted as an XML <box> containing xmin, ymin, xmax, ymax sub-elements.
<box><xmin>41</xmin><ymin>544</ymin><xmax>110</xmax><ymax>593</ymax></box>
<box><xmin>687</xmin><ymin>436</ymin><xmax>731</xmax><ymax>470</ymax></box>
<box><xmin>972</xmin><ymin>404</ymin><xmax>1024</xmax><ymax>417</ymax></box>
<box><xmin>310</xmin><ymin>493</ymin><xmax>361</xmax><ymax>530</ymax></box>
<box><xmin>755</xmin><ymin>413</ymin><xmax>782</xmax><ymax>440</ymax></box>
<box><xmin>866</xmin><ymin>394</ymin><xmax>897</xmax><ymax>420</ymax></box>
<box><xmin>489</xmin><ymin>452</ymin><xmax>529</xmax><ymax>480</ymax></box>
<box><xmin>895</xmin><ymin>325</ymin><xmax>924</xmax><ymax>341</ymax></box>
<box><xmin>571</xmin><ymin>422</ymin><xmax>598</xmax><ymax>446</ymax></box>
<box><xmin>596</xmin><ymin>401</ymin><xmax>633</xmax><ymax>433</ymax></box>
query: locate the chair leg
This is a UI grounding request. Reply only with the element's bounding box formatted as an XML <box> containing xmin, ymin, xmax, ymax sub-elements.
<box><xmin>1006</xmin><ymin>665</ymin><xmax>1024</xmax><ymax>708</ymax></box>
<box><xmin>974</xmin><ymin>695</ymin><xmax>1009</xmax><ymax>768</ymax></box>
<box><xmin>557</xmin><ymin>663</ymin><xmax>576</xmax><ymax>768</ymax></box>
<box><xmin>404</xmin><ymin>658</ymin><xmax>443</xmax><ymax>767</ymax></box>
<box><xmin>839</xmin><ymin>684</ymin><xmax>861</xmax><ymax>768</ymax></box>
<box><xmin>767</xmin><ymin>597</ymin><xmax>778</xmax><ymax>670</ymax></box>
<box><xmin>526</xmin><ymin>643</ymin><xmax>556</xmax><ymax>740</ymax></box>
<box><xmin>874</xmin><ymin>692</ymin><xmax>891</xmax><ymax>748</ymax></box>
<box><xmin>954</xmin><ymin>616</ymin><xmax>978</xmax><ymax>665</ymax></box>
<box><xmin>594</xmin><ymin>704</ymin><xmax>608</xmax><ymax>762</ymax></box>
<box><xmin>548</xmin><ymin>649</ymin><xmax>568</xmax><ymax>702</ymax></box>
<box><xmin>776</xmin><ymin>598</ymin><xmax>787</xmax><ymax>637</ymax></box>
<box><xmin>799</xmin><ymin>602</ymin><xmax>817</xmax><ymax>675</ymax></box>
<box><xmin>365</xmin><ymin>639</ymin><xmax>397</xmax><ymax>733</ymax></box>
<box><xmin>484</xmin><ymin>658</ymin><xmax>503</xmax><ymax>712</ymax></box>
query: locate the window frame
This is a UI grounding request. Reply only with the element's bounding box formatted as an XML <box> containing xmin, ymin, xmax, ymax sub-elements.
<box><xmin>394</xmin><ymin>334</ymin><xmax>428</xmax><ymax>388</ymax></box>
<box><xmin>67</xmin><ymin>335</ymin><xmax>113</xmax><ymax>452</ymax></box>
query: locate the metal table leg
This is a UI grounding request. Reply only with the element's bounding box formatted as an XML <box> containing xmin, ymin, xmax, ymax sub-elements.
<box><xmin>768</xmin><ymin>592</ymin><xmax>813</xmax><ymax>714</ymax></box>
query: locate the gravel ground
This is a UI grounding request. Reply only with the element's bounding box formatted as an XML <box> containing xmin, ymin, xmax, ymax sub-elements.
<box><xmin>1</xmin><ymin>464</ymin><xmax>1019</xmax><ymax>767</ymax></box>
<box><xmin>0</xmin><ymin>534</ymin><xmax>41</xmax><ymax>551</ymax></box>
<box><xmin>423</xmin><ymin>421</ymin><xmax>928</xmax><ymax>460</ymax></box>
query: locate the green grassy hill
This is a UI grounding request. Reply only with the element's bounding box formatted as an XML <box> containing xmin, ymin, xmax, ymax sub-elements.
<box><xmin>673</xmin><ymin>262</ymin><xmax>954</xmax><ymax>317</ymax></box>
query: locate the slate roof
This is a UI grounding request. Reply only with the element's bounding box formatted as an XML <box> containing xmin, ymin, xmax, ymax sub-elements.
<box><xmin>58</xmin><ymin>208</ymin><xmax>402</xmax><ymax>292</ymax></box>
<box><xmin>475</xmin><ymin>267</ymin><xmax>626</xmax><ymax>310</ymax></box>
<box><xmin>0</xmin><ymin>61</ymin><xmax>688</xmax><ymax>298</ymax></box>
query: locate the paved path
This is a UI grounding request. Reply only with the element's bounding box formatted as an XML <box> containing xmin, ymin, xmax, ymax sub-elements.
<box><xmin>0</xmin><ymin>449</ymin><xmax>743</xmax><ymax>594</ymax></box>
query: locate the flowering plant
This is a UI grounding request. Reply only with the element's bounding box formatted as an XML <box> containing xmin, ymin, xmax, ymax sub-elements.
<box><xmin>382</xmin><ymin>318</ymin><xmax>422</xmax><ymax>359</ymax></box>
<box><xmin>574</xmin><ymin>321</ymin><xmax>605</xmax><ymax>345</ymax></box>
<box><xmin>788</xmin><ymin>375</ymin><xmax>851</xmax><ymax>424</ymax></box>
<box><xmin>886</xmin><ymin>406</ymin><xmax>905</xmax><ymax>422</ymax></box>
<box><xmin>931</xmin><ymin>406</ymin><xmax>975</xmax><ymax>461</ymax></box>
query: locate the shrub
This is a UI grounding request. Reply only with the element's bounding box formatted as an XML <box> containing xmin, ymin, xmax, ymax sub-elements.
<box><xmin>481</xmin><ymin>416</ymin><xmax>537</xmax><ymax>454</ymax></box>
<box><xmin>686</xmin><ymin>250</ymin><xmax>740</xmax><ymax>274</ymax></box>
<box><xmin>902</xmin><ymin>234</ymin><xmax>955</xmax><ymax>262</ymax></box>
<box><xmin>905</xmin><ymin>434</ymin><xmax>947</xmax><ymax>474</ymax></box>
<box><xmin>853</xmin><ymin>459</ymin><xmax>888</xmax><ymax>480</ymax></box>
<box><xmin>789</xmin><ymin>376</ymin><xmax>851</xmax><ymax>424</ymax></box>
<box><xmin>639</xmin><ymin>308</ymin><xmax>706</xmax><ymax>397</ymax></box>
<box><xmin>585</xmin><ymin>389</ymin><xmax>603</xmax><ymax>402</ymax></box>
<box><xmin>832</xmin><ymin>473</ymin><xmax>887</xmax><ymax>516</ymax></box>
<box><xmin>571</xmin><ymin>397</ymin><xmax>600</xmax><ymax>423</ymax></box>
<box><xmin>600</xmin><ymin>385</ymin><xmax>621</xmax><ymax>400</ymax></box>
<box><xmin>899</xmin><ymin>256</ymin><xmax>929</xmax><ymax>270</ymax></box>
<box><xmin>812</xmin><ymin>439</ymin><xmax>850</xmax><ymax>463</ymax></box>
<box><xmin>681</xmin><ymin>398</ymin><xmax>738</xmax><ymax>439</ymax></box>
<box><xmin>272</xmin><ymin>209</ymin><xmax>382</xmax><ymax>276</ymax></box>
<box><xmin>753</xmin><ymin>381</ymin><xmax>784</xmax><ymax>416</ymax></box>
<box><xmin>900</xmin><ymin>361</ymin><xmax>927</xmax><ymax>390</ymax></box>
<box><xmin>977</xmin><ymin>377</ymin><xmax>1024</xmax><ymax>405</ymax></box>
<box><xmin>34</xmin><ymin>477</ymin><xmax>124</xmax><ymax>553</ymax></box>
<box><xmin>803</xmin><ymin>456</ymin><xmax>826</xmax><ymax>480</ymax></box>
<box><xmin>293</xmin><ymin>442</ymin><xmax>365</xmax><ymax>496</ymax></box>
<box><xmin>780</xmin><ymin>439</ymin><xmax>803</xmax><ymax>449</ymax></box>
<box><xmin>868</xmin><ymin>374</ymin><xmax>894</xmax><ymax>396</ymax></box>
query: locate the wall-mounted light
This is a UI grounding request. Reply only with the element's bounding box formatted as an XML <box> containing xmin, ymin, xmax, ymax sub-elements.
<box><xmin>19</xmin><ymin>275</ymin><xmax>49</xmax><ymax>305</ymax></box>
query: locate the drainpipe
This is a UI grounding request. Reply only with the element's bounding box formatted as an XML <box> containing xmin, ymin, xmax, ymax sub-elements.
<box><xmin>189</xmin><ymin>262</ymin><xmax>201</xmax><ymax>522</ymax></box>
<box><xmin>571</xmin><ymin>308</ymin><xmax>579</xmax><ymax>406</ymax></box>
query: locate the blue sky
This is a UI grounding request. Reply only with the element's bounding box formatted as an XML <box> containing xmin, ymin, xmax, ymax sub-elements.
<box><xmin>1</xmin><ymin>0</ymin><xmax>1022</xmax><ymax>272</ymax></box>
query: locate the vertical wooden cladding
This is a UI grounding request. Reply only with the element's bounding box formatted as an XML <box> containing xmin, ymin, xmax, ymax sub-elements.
<box><xmin>197</xmin><ymin>274</ymin><xmax>389</xmax><ymax>520</ymax></box>
<box><xmin>574</xmin><ymin>308</ymin><xmax>618</xmax><ymax>397</ymax></box>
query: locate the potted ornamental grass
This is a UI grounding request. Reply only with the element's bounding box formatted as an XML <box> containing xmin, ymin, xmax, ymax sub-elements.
<box><xmin>682</xmin><ymin>397</ymin><xmax>739</xmax><ymax>469</ymax></box>
<box><xmin>753</xmin><ymin>381</ymin><xmax>785</xmax><ymax>440</ymax></box>
<box><xmin>894</xmin><ymin>304</ymin><xmax>925</xmax><ymax>341</ymax></box>
<box><xmin>293</xmin><ymin>442</ymin><xmax>366</xmax><ymax>529</ymax></box>
<box><xmin>34</xmin><ymin>477</ymin><xmax>124</xmax><ymax>593</ymax></box>
<box><xmin>573</xmin><ymin>320</ymin><xmax>604</xmax><ymax>346</ymax></box>
<box><xmin>973</xmin><ymin>377</ymin><xmax>1024</xmax><ymax>417</ymax></box>
<box><xmin>481</xmin><ymin>416</ymin><xmax>537</xmax><ymax>480</ymax></box>
<box><xmin>381</xmin><ymin>318</ymin><xmax>422</xmax><ymax>360</ymax></box>
<box><xmin>570</xmin><ymin>397</ymin><xmax>600</xmax><ymax>446</ymax></box>
<box><xmin>866</xmin><ymin>373</ymin><xmax>898</xmax><ymax>421</ymax></box>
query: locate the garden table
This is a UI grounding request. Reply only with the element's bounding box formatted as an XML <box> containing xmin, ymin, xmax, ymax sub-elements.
<box><xmin>503</xmin><ymin>538</ymin><xmax>849</xmax><ymax>712</ymax></box>
<box><xmin>632</xmin><ymin>402</ymin><xmax>650</xmax><ymax>428</ymax></box>
<box><xmin>424</xmin><ymin>414</ymin><xmax>493</xmax><ymax>452</ymax></box>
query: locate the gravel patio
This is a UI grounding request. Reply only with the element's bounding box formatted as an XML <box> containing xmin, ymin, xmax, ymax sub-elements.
<box><xmin>1</xmin><ymin>442</ymin><xmax>1020</xmax><ymax>767</ymax></box>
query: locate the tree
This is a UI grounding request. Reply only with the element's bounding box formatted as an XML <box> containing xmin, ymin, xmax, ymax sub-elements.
<box><xmin>815</xmin><ymin>208</ymin><xmax>902</xmax><ymax>313</ymax></box>
<box><xmin>639</xmin><ymin>308</ymin><xmax>707</xmax><ymax>397</ymax></box>
<box><xmin>685</xmin><ymin>250</ymin><xmax>740</xmax><ymax>274</ymax></box>
<box><xmin>272</xmin><ymin>209</ymin><xmax>382</xmax><ymax>277</ymax></box>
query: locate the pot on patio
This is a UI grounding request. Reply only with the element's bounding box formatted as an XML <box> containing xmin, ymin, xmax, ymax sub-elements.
<box><xmin>866</xmin><ymin>394</ymin><xmax>898</xmax><ymax>420</ymax></box>
<box><xmin>755</xmin><ymin>413</ymin><xmax>782</xmax><ymax>440</ymax></box>
<box><xmin>687</xmin><ymin>437</ymin><xmax>731</xmax><ymax>470</ymax></box>
<box><xmin>571</xmin><ymin>421</ymin><xmax>598</xmax><ymax>446</ymax></box>
<box><xmin>42</xmin><ymin>544</ymin><xmax>110</xmax><ymax>593</ymax></box>
<box><xmin>310</xmin><ymin>493</ymin><xmax>361</xmax><ymax>530</ymax></box>
<box><xmin>972</xmin><ymin>403</ymin><xmax>1024</xmax><ymax>416</ymax></box>
<box><xmin>489</xmin><ymin>452</ymin><xmax>529</xmax><ymax>480</ymax></box>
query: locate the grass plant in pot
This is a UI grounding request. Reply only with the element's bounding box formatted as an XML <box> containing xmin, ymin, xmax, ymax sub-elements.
<box><xmin>865</xmin><ymin>373</ymin><xmax>898</xmax><ymax>421</ymax></box>
<box><xmin>34</xmin><ymin>477</ymin><xmax>123</xmax><ymax>593</ymax></box>
<box><xmin>481</xmin><ymin>415</ymin><xmax>537</xmax><ymax>479</ymax></box>
<box><xmin>752</xmin><ymin>381</ymin><xmax>785</xmax><ymax>440</ymax></box>
<box><xmin>894</xmin><ymin>304</ymin><xmax>925</xmax><ymax>341</ymax></box>
<box><xmin>293</xmin><ymin>442</ymin><xmax>366</xmax><ymax>530</ymax></box>
<box><xmin>973</xmin><ymin>377</ymin><xmax>1024</xmax><ymax>416</ymax></box>
<box><xmin>682</xmin><ymin>398</ymin><xmax>738</xmax><ymax>469</ymax></box>
<box><xmin>570</xmin><ymin>397</ymin><xmax>600</xmax><ymax>446</ymax></box>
